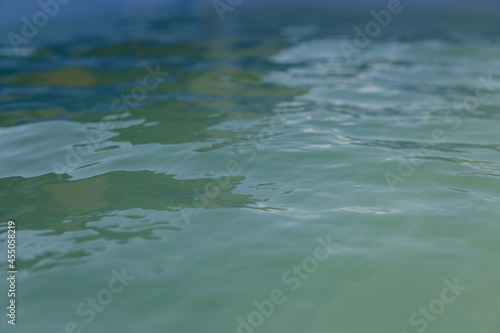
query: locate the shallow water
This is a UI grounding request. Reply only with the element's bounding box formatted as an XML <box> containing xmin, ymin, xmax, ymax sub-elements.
<box><xmin>1</xmin><ymin>8</ymin><xmax>500</xmax><ymax>333</ymax></box>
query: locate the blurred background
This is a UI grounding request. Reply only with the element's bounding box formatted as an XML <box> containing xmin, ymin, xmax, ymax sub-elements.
<box><xmin>1</xmin><ymin>0</ymin><xmax>500</xmax><ymax>27</ymax></box>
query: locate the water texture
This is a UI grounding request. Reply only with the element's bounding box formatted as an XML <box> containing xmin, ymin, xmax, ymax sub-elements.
<box><xmin>0</xmin><ymin>8</ymin><xmax>499</xmax><ymax>333</ymax></box>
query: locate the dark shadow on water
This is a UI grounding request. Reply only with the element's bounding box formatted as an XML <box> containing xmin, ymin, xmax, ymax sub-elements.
<box><xmin>0</xmin><ymin>170</ymin><xmax>259</xmax><ymax>232</ymax></box>
<box><xmin>0</xmin><ymin>170</ymin><xmax>265</xmax><ymax>271</ymax></box>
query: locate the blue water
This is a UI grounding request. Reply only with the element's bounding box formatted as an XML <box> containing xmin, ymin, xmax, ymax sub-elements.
<box><xmin>0</xmin><ymin>7</ymin><xmax>500</xmax><ymax>333</ymax></box>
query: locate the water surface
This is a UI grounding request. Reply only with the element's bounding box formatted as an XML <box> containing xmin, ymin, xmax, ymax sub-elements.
<box><xmin>0</xmin><ymin>8</ymin><xmax>500</xmax><ymax>333</ymax></box>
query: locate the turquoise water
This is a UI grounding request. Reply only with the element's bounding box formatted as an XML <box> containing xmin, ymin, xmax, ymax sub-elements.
<box><xmin>1</xmin><ymin>9</ymin><xmax>500</xmax><ymax>333</ymax></box>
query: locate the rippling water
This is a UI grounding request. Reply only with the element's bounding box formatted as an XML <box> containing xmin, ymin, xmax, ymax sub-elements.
<box><xmin>1</xmin><ymin>8</ymin><xmax>500</xmax><ymax>333</ymax></box>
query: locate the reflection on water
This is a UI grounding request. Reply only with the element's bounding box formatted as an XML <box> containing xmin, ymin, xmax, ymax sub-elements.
<box><xmin>0</xmin><ymin>23</ymin><xmax>304</xmax><ymax>282</ymax></box>
<box><xmin>1</xmin><ymin>170</ymin><xmax>260</xmax><ymax>230</ymax></box>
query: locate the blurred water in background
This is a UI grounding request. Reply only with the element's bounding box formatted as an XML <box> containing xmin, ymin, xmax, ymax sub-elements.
<box><xmin>0</xmin><ymin>3</ymin><xmax>500</xmax><ymax>333</ymax></box>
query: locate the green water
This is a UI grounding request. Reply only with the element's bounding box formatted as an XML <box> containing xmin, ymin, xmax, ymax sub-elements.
<box><xmin>1</xmin><ymin>9</ymin><xmax>500</xmax><ymax>333</ymax></box>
